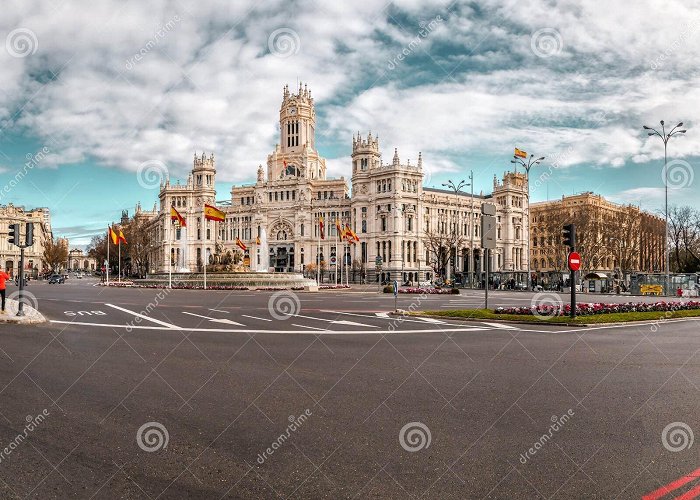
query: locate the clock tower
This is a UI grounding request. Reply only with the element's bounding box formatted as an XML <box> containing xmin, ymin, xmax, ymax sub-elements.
<box><xmin>268</xmin><ymin>83</ymin><xmax>326</xmax><ymax>180</ymax></box>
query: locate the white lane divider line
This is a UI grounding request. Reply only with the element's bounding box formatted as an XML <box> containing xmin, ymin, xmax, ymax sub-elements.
<box><xmin>327</xmin><ymin>310</ymin><xmax>448</xmax><ymax>325</ymax></box>
<box><xmin>208</xmin><ymin>308</ymin><xmax>228</xmax><ymax>313</ymax></box>
<box><xmin>482</xmin><ymin>322</ymin><xmax>519</xmax><ymax>330</ymax></box>
<box><xmin>105</xmin><ymin>303</ymin><xmax>182</xmax><ymax>330</ymax></box>
<box><xmin>182</xmin><ymin>311</ymin><xmax>245</xmax><ymax>326</ymax></box>
<box><xmin>293</xmin><ymin>314</ymin><xmax>380</xmax><ymax>328</ymax></box>
<box><xmin>242</xmin><ymin>314</ymin><xmax>273</xmax><ymax>322</ymax></box>
<box><xmin>292</xmin><ymin>324</ymin><xmax>327</xmax><ymax>331</ymax></box>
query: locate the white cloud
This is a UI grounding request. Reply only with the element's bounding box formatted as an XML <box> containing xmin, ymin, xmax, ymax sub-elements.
<box><xmin>0</xmin><ymin>0</ymin><xmax>699</xmax><ymax>194</ymax></box>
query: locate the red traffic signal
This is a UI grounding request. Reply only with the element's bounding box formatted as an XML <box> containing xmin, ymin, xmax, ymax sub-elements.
<box><xmin>568</xmin><ymin>252</ymin><xmax>581</xmax><ymax>271</ymax></box>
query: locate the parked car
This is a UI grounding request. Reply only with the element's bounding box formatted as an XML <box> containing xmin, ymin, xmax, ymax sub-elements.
<box><xmin>48</xmin><ymin>274</ymin><xmax>65</xmax><ymax>284</ymax></box>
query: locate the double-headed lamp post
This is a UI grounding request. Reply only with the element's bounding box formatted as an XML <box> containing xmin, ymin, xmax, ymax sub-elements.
<box><xmin>442</xmin><ymin>178</ymin><xmax>471</xmax><ymax>286</ymax></box>
<box><xmin>511</xmin><ymin>154</ymin><xmax>545</xmax><ymax>291</ymax></box>
<box><xmin>642</xmin><ymin>120</ymin><xmax>687</xmax><ymax>296</ymax></box>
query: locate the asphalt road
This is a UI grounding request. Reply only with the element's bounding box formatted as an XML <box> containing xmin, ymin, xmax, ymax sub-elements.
<box><xmin>0</xmin><ymin>278</ymin><xmax>698</xmax><ymax>499</ymax></box>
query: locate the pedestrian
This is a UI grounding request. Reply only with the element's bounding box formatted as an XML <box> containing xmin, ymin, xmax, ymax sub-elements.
<box><xmin>0</xmin><ymin>268</ymin><xmax>10</xmax><ymax>314</ymax></box>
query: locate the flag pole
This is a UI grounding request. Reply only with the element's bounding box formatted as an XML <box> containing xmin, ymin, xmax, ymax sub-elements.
<box><xmin>316</xmin><ymin>213</ymin><xmax>321</xmax><ymax>285</ymax></box>
<box><xmin>106</xmin><ymin>228</ymin><xmax>110</xmax><ymax>286</ymax></box>
<box><xmin>168</xmin><ymin>220</ymin><xmax>173</xmax><ymax>289</ymax></box>
<box><xmin>203</xmin><ymin>206</ymin><xmax>207</xmax><ymax>290</ymax></box>
<box><xmin>118</xmin><ymin>238</ymin><xmax>121</xmax><ymax>282</ymax></box>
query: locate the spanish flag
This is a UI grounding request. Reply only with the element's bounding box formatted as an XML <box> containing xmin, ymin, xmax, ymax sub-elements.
<box><xmin>514</xmin><ymin>147</ymin><xmax>527</xmax><ymax>159</ymax></box>
<box><xmin>204</xmin><ymin>203</ymin><xmax>225</xmax><ymax>221</ymax></box>
<box><xmin>319</xmin><ymin>216</ymin><xmax>325</xmax><ymax>240</ymax></box>
<box><xmin>345</xmin><ymin>224</ymin><xmax>359</xmax><ymax>243</ymax></box>
<box><xmin>236</xmin><ymin>237</ymin><xmax>247</xmax><ymax>251</ymax></box>
<box><xmin>335</xmin><ymin>218</ymin><xmax>345</xmax><ymax>238</ymax></box>
<box><xmin>170</xmin><ymin>207</ymin><xmax>186</xmax><ymax>227</ymax></box>
<box><xmin>108</xmin><ymin>226</ymin><xmax>118</xmax><ymax>245</ymax></box>
<box><xmin>256</xmin><ymin>236</ymin><xmax>261</xmax><ymax>245</ymax></box>
<box><xmin>118</xmin><ymin>229</ymin><xmax>127</xmax><ymax>244</ymax></box>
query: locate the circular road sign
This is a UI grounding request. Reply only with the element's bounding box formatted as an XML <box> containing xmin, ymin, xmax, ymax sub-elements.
<box><xmin>568</xmin><ymin>252</ymin><xmax>581</xmax><ymax>271</ymax></box>
<box><xmin>330</xmin><ymin>256</ymin><xmax>337</xmax><ymax>265</ymax></box>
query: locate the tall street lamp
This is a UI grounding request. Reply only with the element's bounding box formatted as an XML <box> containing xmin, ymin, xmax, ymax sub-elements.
<box><xmin>642</xmin><ymin>120</ymin><xmax>687</xmax><ymax>296</ymax></box>
<box><xmin>511</xmin><ymin>153</ymin><xmax>545</xmax><ymax>291</ymax></box>
<box><xmin>442</xmin><ymin>178</ymin><xmax>470</xmax><ymax>286</ymax></box>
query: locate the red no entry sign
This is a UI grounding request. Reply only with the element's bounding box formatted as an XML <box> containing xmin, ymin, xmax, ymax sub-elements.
<box><xmin>568</xmin><ymin>252</ymin><xmax>581</xmax><ymax>271</ymax></box>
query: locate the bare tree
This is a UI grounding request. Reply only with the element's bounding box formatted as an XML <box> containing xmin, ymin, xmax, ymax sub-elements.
<box><xmin>43</xmin><ymin>237</ymin><xmax>69</xmax><ymax>273</ymax></box>
<box><xmin>123</xmin><ymin>217</ymin><xmax>152</xmax><ymax>278</ymax></box>
<box><xmin>423</xmin><ymin>229</ymin><xmax>468</xmax><ymax>278</ymax></box>
<box><xmin>668</xmin><ymin>205</ymin><xmax>700</xmax><ymax>272</ymax></box>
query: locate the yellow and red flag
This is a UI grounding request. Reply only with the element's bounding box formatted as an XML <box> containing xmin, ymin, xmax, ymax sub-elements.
<box><xmin>335</xmin><ymin>218</ymin><xmax>345</xmax><ymax>238</ymax></box>
<box><xmin>108</xmin><ymin>226</ymin><xmax>118</xmax><ymax>245</ymax></box>
<box><xmin>204</xmin><ymin>203</ymin><xmax>225</xmax><ymax>221</ymax></box>
<box><xmin>256</xmin><ymin>236</ymin><xmax>261</xmax><ymax>245</ymax></box>
<box><xmin>170</xmin><ymin>207</ymin><xmax>186</xmax><ymax>227</ymax></box>
<box><xmin>236</xmin><ymin>237</ymin><xmax>247</xmax><ymax>251</ymax></box>
<box><xmin>514</xmin><ymin>147</ymin><xmax>527</xmax><ymax>159</ymax></box>
<box><xmin>319</xmin><ymin>216</ymin><xmax>325</xmax><ymax>240</ymax></box>
<box><xmin>345</xmin><ymin>224</ymin><xmax>359</xmax><ymax>243</ymax></box>
<box><xmin>118</xmin><ymin>229</ymin><xmax>127</xmax><ymax>245</ymax></box>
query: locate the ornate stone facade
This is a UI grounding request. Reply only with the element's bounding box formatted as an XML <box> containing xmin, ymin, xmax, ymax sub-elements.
<box><xmin>0</xmin><ymin>204</ymin><xmax>53</xmax><ymax>277</ymax></box>
<box><xmin>142</xmin><ymin>84</ymin><xmax>529</xmax><ymax>283</ymax></box>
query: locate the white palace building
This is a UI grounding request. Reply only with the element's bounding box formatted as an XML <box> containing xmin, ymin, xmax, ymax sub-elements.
<box><xmin>140</xmin><ymin>83</ymin><xmax>529</xmax><ymax>284</ymax></box>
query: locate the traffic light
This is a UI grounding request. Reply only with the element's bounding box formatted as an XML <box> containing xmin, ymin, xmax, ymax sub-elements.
<box><xmin>562</xmin><ymin>224</ymin><xmax>576</xmax><ymax>249</ymax></box>
<box><xmin>8</xmin><ymin>223</ymin><xmax>18</xmax><ymax>246</ymax></box>
<box><xmin>25</xmin><ymin>223</ymin><xmax>34</xmax><ymax>247</ymax></box>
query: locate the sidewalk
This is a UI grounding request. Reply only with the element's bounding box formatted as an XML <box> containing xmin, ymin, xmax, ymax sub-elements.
<box><xmin>0</xmin><ymin>299</ymin><xmax>46</xmax><ymax>324</ymax></box>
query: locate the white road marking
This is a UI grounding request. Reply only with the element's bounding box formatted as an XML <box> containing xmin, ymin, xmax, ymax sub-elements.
<box><xmin>182</xmin><ymin>311</ymin><xmax>245</xmax><ymax>326</ymax></box>
<box><xmin>293</xmin><ymin>314</ymin><xmax>380</xmax><ymax>328</ymax></box>
<box><xmin>326</xmin><ymin>310</ymin><xmax>450</xmax><ymax>325</ymax></box>
<box><xmin>242</xmin><ymin>314</ymin><xmax>272</xmax><ymax>322</ymax></box>
<box><xmin>104</xmin><ymin>303</ymin><xmax>181</xmax><ymax>329</ymax></box>
<box><xmin>208</xmin><ymin>308</ymin><xmax>228</xmax><ymax>313</ymax></box>
<box><xmin>49</xmin><ymin>320</ymin><xmax>484</xmax><ymax>335</ymax></box>
<box><xmin>482</xmin><ymin>322</ymin><xmax>519</xmax><ymax>330</ymax></box>
<box><xmin>292</xmin><ymin>324</ymin><xmax>327</xmax><ymax>331</ymax></box>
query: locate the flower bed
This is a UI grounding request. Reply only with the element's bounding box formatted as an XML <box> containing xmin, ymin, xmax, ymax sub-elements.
<box><xmin>319</xmin><ymin>284</ymin><xmax>351</xmax><ymax>289</ymax></box>
<box><xmin>495</xmin><ymin>300</ymin><xmax>700</xmax><ymax>317</ymax></box>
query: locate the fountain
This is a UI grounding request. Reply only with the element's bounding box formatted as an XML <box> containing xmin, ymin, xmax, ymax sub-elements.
<box><xmin>256</xmin><ymin>227</ymin><xmax>268</xmax><ymax>272</ymax></box>
<box><xmin>176</xmin><ymin>226</ymin><xmax>190</xmax><ymax>273</ymax></box>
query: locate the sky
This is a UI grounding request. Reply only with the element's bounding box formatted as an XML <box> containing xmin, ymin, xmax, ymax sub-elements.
<box><xmin>0</xmin><ymin>0</ymin><xmax>698</xmax><ymax>248</ymax></box>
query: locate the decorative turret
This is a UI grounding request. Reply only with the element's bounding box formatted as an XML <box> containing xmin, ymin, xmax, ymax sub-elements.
<box><xmin>392</xmin><ymin>148</ymin><xmax>400</xmax><ymax>166</ymax></box>
<box><xmin>192</xmin><ymin>151</ymin><xmax>216</xmax><ymax>198</ymax></box>
<box><xmin>351</xmin><ymin>132</ymin><xmax>381</xmax><ymax>175</ymax></box>
<box><xmin>417</xmin><ymin>152</ymin><xmax>423</xmax><ymax>169</ymax></box>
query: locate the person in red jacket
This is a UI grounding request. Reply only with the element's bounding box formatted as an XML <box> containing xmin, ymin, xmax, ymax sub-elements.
<box><xmin>0</xmin><ymin>269</ymin><xmax>10</xmax><ymax>313</ymax></box>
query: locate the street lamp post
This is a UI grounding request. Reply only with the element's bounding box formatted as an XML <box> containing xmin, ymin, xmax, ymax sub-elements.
<box><xmin>442</xmin><ymin>178</ymin><xmax>471</xmax><ymax>287</ymax></box>
<box><xmin>642</xmin><ymin>120</ymin><xmax>687</xmax><ymax>296</ymax></box>
<box><xmin>511</xmin><ymin>153</ymin><xmax>545</xmax><ymax>291</ymax></box>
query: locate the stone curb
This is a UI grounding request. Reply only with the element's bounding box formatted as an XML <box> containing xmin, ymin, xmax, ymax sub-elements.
<box><xmin>0</xmin><ymin>299</ymin><xmax>46</xmax><ymax>324</ymax></box>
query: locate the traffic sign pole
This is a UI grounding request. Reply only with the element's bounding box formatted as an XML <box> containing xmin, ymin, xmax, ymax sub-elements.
<box><xmin>567</xmin><ymin>251</ymin><xmax>580</xmax><ymax>319</ymax></box>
